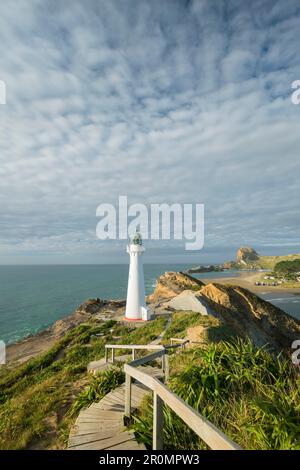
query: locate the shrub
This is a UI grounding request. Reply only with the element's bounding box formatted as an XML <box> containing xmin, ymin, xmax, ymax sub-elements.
<box><xmin>69</xmin><ymin>366</ymin><xmax>125</xmax><ymax>416</ymax></box>
<box><xmin>131</xmin><ymin>339</ymin><xmax>300</xmax><ymax>450</ymax></box>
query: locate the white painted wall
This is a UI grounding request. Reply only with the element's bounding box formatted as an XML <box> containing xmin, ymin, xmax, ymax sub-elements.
<box><xmin>125</xmin><ymin>244</ymin><xmax>147</xmax><ymax>320</ymax></box>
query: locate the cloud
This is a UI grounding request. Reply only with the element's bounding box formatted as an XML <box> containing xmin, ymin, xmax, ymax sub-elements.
<box><xmin>0</xmin><ymin>0</ymin><xmax>299</xmax><ymax>263</ymax></box>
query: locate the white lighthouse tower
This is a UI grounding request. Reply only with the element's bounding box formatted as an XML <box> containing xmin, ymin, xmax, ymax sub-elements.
<box><xmin>125</xmin><ymin>232</ymin><xmax>152</xmax><ymax>321</ymax></box>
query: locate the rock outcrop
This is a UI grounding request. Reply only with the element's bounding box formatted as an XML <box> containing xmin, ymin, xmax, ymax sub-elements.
<box><xmin>151</xmin><ymin>271</ymin><xmax>300</xmax><ymax>355</ymax></box>
<box><xmin>167</xmin><ymin>290</ymin><xmax>211</xmax><ymax>315</ymax></box>
<box><xmin>76</xmin><ymin>298</ymin><xmax>125</xmax><ymax>315</ymax></box>
<box><xmin>199</xmin><ymin>283</ymin><xmax>300</xmax><ymax>354</ymax></box>
<box><xmin>148</xmin><ymin>271</ymin><xmax>205</xmax><ymax>302</ymax></box>
<box><xmin>7</xmin><ymin>297</ymin><xmax>124</xmax><ymax>363</ymax></box>
<box><xmin>187</xmin><ymin>265</ymin><xmax>224</xmax><ymax>273</ymax></box>
<box><xmin>236</xmin><ymin>246</ymin><xmax>260</xmax><ymax>266</ymax></box>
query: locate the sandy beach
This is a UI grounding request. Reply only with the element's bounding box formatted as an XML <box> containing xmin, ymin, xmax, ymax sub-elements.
<box><xmin>202</xmin><ymin>271</ymin><xmax>300</xmax><ymax>295</ymax></box>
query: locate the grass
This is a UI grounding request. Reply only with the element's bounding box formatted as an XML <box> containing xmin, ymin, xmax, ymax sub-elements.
<box><xmin>131</xmin><ymin>339</ymin><xmax>300</xmax><ymax>450</ymax></box>
<box><xmin>70</xmin><ymin>365</ymin><xmax>125</xmax><ymax>416</ymax></box>
<box><xmin>0</xmin><ymin>320</ymin><xmax>114</xmax><ymax>449</ymax></box>
<box><xmin>116</xmin><ymin>316</ymin><xmax>168</xmax><ymax>344</ymax></box>
<box><xmin>250</xmin><ymin>253</ymin><xmax>300</xmax><ymax>271</ymax></box>
<box><xmin>2</xmin><ymin>308</ymin><xmax>299</xmax><ymax>450</ymax></box>
<box><xmin>163</xmin><ymin>311</ymin><xmax>237</xmax><ymax>344</ymax></box>
<box><xmin>0</xmin><ymin>315</ymin><xmax>168</xmax><ymax>450</ymax></box>
<box><xmin>111</xmin><ymin>316</ymin><xmax>168</xmax><ymax>358</ymax></box>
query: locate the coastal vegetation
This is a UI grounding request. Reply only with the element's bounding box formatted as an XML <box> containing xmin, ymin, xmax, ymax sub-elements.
<box><xmin>274</xmin><ymin>259</ymin><xmax>300</xmax><ymax>280</ymax></box>
<box><xmin>131</xmin><ymin>339</ymin><xmax>300</xmax><ymax>450</ymax></box>
<box><xmin>162</xmin><ymin>311</ymin><xmax>236</xmax><ymax>344</ymax></box>
<box><xmin>0</xmin><ymin>317</ymin><xmax>167</xmax><ymax>450</ymax></box>
<box><xmin>222</xmin><ymin>246</ymin><xmax>300</xmax><ymax>272</ymax></box>
<box><xmin>257</xmin><ymin>253</ymin><xmax>300</xmax><ymax>271</ymax></box>
<box><xmin>117</xmin><ymin>315</ymin><xmax>167</xmax><ymax>345</ymax></box>
<box><xmin>70</xmin><ymin>365</ymin><xmax>125</xmax><ymax>416</ymax></box>
<box><xmin>0</xmin><ymin>271</ymin><xmax>299</xmax><ymax>450</ymax></box>
<box><xmin>257</xmin><ymin>258</ymin><xmax>300</xmax><ymax>288</ymax></box>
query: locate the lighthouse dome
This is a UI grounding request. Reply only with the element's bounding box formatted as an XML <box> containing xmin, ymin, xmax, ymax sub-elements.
<box><xmin>131</xmin><ymin>231</ymin><xmax>143</xmax><ymax>246</ymax></box>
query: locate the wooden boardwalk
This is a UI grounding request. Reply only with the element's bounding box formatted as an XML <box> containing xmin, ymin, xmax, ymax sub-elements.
<box><xmin>87</xmin><ymin>354</ymin><xmax>131</xmax><ymax>374</ymax></box>
<box><xmin>68</xmin><ymin>365</ymin><xmax>163</xmax><ymax>450</ymax></box>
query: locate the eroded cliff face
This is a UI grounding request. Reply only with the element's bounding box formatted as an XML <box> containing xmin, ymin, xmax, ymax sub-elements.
<box><xmin>151</xmin><ymin>272</ymin><xmax>300</xmax><ymax>355</ymax></box>
<box><xmin>148</xmin><ymin>271</ymin><xmax>205</xmax><ymax>302</ymax></box>
<box><xmin>200</xmin><ymin>283</ymin><xmax>300</xmax><ymax>353</ymax></box>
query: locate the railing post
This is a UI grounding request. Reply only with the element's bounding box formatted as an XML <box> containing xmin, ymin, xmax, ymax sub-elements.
<box><xmin>164</xmin><ymin>354</ymin><xmax>169</xmax><ymax>382</ymax></box>
<box><xmin>132</xmin><ymin>348</ymin><xmax>135</xmax><ymax>361</ymax></box>
<box><xmin>125</xmin><ymin>373</ymin><xmax>132</xmax><ymax>418</ymax></box>
<box><xmin>153</xmin><ymin>392</ymin><xmax>163</xmax><ymax>450</ymax></box>
<box><xmin>111</xmin><ymin>348</ymin><xmax>115</xmax><ymax>363</ymax></box>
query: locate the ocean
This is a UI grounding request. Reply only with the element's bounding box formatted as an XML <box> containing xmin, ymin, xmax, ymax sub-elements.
<box><xmin>0</xmin><ymin>265</ymin><xmax>299</xmax><ymax>345</ymax></box>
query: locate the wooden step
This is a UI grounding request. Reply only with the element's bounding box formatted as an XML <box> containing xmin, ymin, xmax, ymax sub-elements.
<box><xmin>69</xmin><ymin>431</ymin><xmax>144</xmax><ymax>450</ymax></box>
<box><xmin>68</xmin><ymin>365</ymin><xmax>162</xmax><ymax>450</ymax></box>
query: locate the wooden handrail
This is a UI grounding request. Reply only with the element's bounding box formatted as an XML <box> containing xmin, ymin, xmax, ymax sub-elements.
<box><xmin>106</xmin><ymin>344</ymin><xmax>165</xmax><ymax>350</ymax></box>
<box><xmin>170</xmin><ymin>337</ymin><xmax>187</xmax><ymax>343</ymax></box>
<box><xmin>129</xmin><ymin>349</ymin><xmax>166</xmax><ymax>367</ymax></box>
<box><xmin>105</xmin><ymin>344</ymin><xmax>165</xmax><ymax>363</ymax></box>
<box><xmin>122</xmin><ymin>345</ymin><xmax>242</xmax><ymax>451</ymax></box>
<box><xmin>167</xmin><ymin>339</ymin><xmax>189</xmax><ymax>350</ymax></box>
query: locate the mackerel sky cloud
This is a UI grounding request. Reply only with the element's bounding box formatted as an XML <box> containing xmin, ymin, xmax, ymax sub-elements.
<box><xmin>0</xmin><ymin>0</ymin><xmax>299</xmax><ymax>263</ymax></box>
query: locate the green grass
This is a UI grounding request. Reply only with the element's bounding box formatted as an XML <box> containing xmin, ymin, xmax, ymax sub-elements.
<box><xmin>116</xmin><ymin>316</ymin><xmax>168</xmax><ymax>344</ymax></box>
<box><xmin>111</xmin><ymin>316</ymin><xmax>168</xmax><ymax>357</ymax></box>
<box><xmin>0</xmin><ymin>320</ymin><xmax>117</xmax><ymax>449</ymax></box>
<box><xmin>163</xmin><ymin>311</ymin><xmax>237</xmax><ymax>344</ymax></box>
<box><xmin>251</xmin><ymin>253</ymin><xmax>300</xmax><ymax>270</ymax></box>
<box><xmin>0</xmin><ymin>321</ymin><xmax>114</xmax><ymax>405</ymax></box>
<box><xmin>0</xmin><ymin>315</ymin><xmax>168</xmax><ymax>450</ymax></box>
<box><xmin>131</xmin><ymin>339</ymin><xmax>300</xmax><ymax>450</ymax></box>
<box><xmin>2</xmin><ymin>309</ymin><xmax>299</xmax><ymax>451</ymax></box>
<box><xmin>70</xmin><ymin>365</ymin><xmax>125</xmax><ymax>416</ymax></box>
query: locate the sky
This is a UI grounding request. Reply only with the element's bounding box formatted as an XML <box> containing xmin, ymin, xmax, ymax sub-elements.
<box><xmin>0</xmin><ymin>0</ymin><xmax>299</xmax><ymax>264</ymax></box>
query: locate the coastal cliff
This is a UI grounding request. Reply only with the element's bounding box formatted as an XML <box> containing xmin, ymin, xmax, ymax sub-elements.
<box><xmin>1</xmin><ymin>270</ymin><xmax>299</xmax><ymax>451</ymax></box>
<box><xmin>148</xmin><ymin>271</ymin><xmax>205</xmax><ymax>302</ymax></box>
<box><xmin>151</xmin><ymin>272</ymin><xmax>300</xmax><ymax>354</ymax></box>
<box><xmin>7</xmin><ymin>270</ymin><xmax>299</xmax><ymax>365</ymax></box>
<box><xmin>224</xmin><ymin>246</ymin><xmax>300</xmax><ymax>271</ymax></box>
<box><xmin>6</xmin><ymin>298</ymin><xmax>126</xmax><ymax>364</ymax></box>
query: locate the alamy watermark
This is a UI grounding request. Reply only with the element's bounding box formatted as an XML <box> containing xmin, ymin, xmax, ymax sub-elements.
<box><xmin>291</xmin><ymin>80</ymin><xmax>300</xmax><ymax>105</ymax></box>
<box><xmin>0</xmin><ymin>340</ymin><xmax>6</xmax><ymax>365</ymax></box>
<box><xmin>0</xmin><ymin>80</ymin><xmax>6</xmax><ymax>104</ymax></box>
<box><xmin>292</xmin><ymin>340</ymin><xmax>300</xmax><ymax>366</ymax></box>
<box><xmin>96</xmin><ymin>196</ymin><xmax>204</xmax><ymax>250</ymax></box>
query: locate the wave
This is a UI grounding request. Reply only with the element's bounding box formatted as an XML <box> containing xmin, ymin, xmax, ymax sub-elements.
<box><xmin>267</xmin><ymin>297</ymin><xmax>298</xmax><ymax>302</ymax></box>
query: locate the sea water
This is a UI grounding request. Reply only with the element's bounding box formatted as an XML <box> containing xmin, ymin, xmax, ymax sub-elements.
<box><xmin>0</xmin><ymin>265</ymin><xmax>299</xmax><ymax>344</ymax></box>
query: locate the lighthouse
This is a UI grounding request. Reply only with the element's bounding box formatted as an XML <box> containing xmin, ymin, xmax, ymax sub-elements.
<box><xmin>125</xmin><ymin>232</ymin><xmax>152</xmax><ymax>321</ymax></box>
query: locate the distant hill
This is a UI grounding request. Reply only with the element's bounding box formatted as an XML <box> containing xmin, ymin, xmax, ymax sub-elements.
<box><xmin>224</xmin><ymin>246</ymin><xmax>300</xmax><ymax>270</ymax></box>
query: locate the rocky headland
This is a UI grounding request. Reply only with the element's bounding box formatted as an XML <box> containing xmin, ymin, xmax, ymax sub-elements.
<box><xmin>7</xmin><ymin>271</ymin><xmax>300</xmax><ymax>365</ymax></box>
<box><xmin>188</xmin><ymin>246</ymin><xmax>300</xmax><ymax>273</ymax></box>
<box><xmin>150</xmin><ymin>271</ymin><xmax>300</xmax><ymax>355</ymax></box>
<box><xmin>6</xmin><ymin>298</ymin><xmax>126</xmax><ymax>364</ymax></box>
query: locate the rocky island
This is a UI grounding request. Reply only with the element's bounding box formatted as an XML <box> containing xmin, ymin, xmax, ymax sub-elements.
<box><xmin>187</xmin><ymin>265</ymin><xmax>224</xmax><ymax>274</ymax></box>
